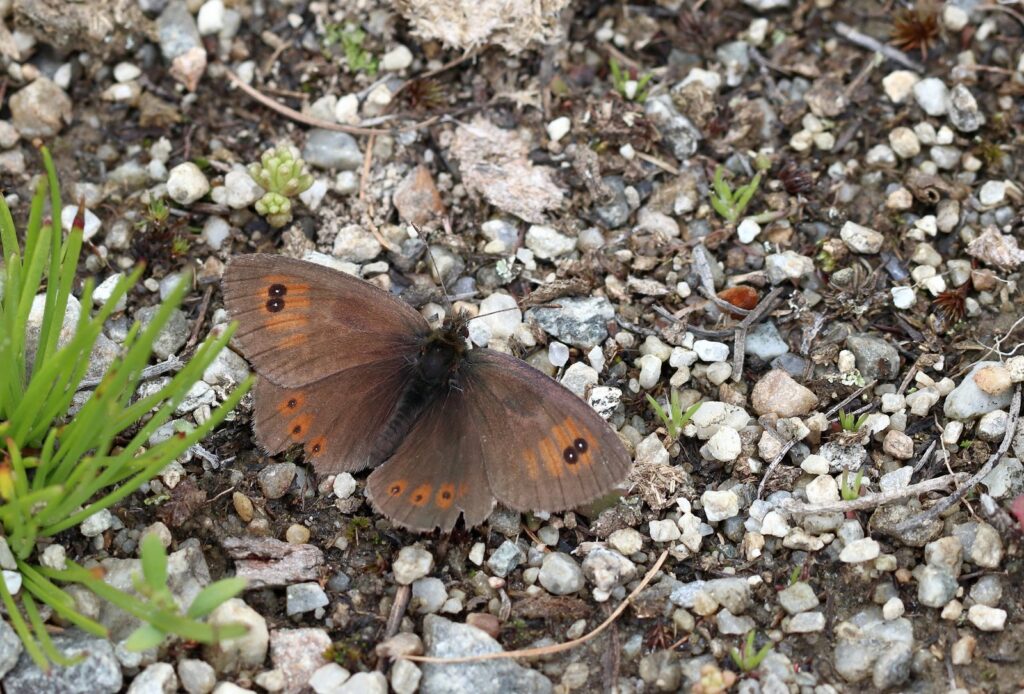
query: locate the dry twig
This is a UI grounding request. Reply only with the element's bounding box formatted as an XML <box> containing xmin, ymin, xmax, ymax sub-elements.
<box><xmin>401</xmin><ymin>550</ymin><xmax>669</xmax><ymax>665</ymax></box>
<box><xmin>834</xmin><ymin>22</ymin><xmax>926</xmax><ymax>73</ymax></box>
<box><xmin>893</xmin><ymin>386</ymin><xmax>1021</xmax><ymax>535</ymax></box>
<box><xmin>780</xmin><ymin>472</ymin><xmax>966</xmax><ymax>515</ymax></box>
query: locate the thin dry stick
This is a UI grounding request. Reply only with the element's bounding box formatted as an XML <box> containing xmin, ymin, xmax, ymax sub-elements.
<box><xmin>834</xmin><ymin>22</ymin><xmax>926</xmax><ymax>73</ymax></box>
<box><xmin>402</xmin><ymin>549</ymin><xmax>669</xmax><ymax>665</ymax></box>
<box><xmin>780</xmin><ymin>472</ymin><xmax>966</xmax><ymax>515</ymax></box>
<box><xmin>377</xmin><ymin>584</ymin><xmax>412</xmax><ymax>672</ymax></box>
<box><xmin>76</xmin><ymin>355</ymin><xmax>184</xmax><ymax>391</ymax></box>
<box><xmin>731</xmin><ymin>287</ymin><xmax>784</xmax><ymax>383</ymax></box>
<box><xmin>225</xmin><ymin>70</ymin><xmax>441</xmax><ymax>136</ymax></box>
<box><xmin>893</xmin><ymin>386</ymin><xmax>1021</xmax><ymax>534</ymax></box>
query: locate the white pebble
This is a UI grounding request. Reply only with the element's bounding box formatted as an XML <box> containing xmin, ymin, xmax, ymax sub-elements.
<box><xmin>333</xmin><ymin>473</ymin><xmax>357</xmax><ymax>500</ymax></box>
<box><xmin>546</xmin><ymin>116</ymin><xmax>571</xmax><ymax>143</ymax></box>
<box><xmin>706</xmin><ymin>427</ymin><xmax>741</xmax><ymax>462</ymax></box>
<box><xmin>548</xmin><ymin>341</ymin><xmax>570</xmax><ymax>368</ymax></box>
<box><xmin>381</xmin><ymin>44</ymin><xmax>414</xmax><ymax>71</ymax></box>
<box><xmin>113</xmin><ymin>62</ymin><xmax>142</xmax><ymax>83</ymax></box>
<box><xmin>197</xmin><ymin>0</ymin><xmax>226</xmax><ymax>36</ymax></box>
<box><xmin>693</xmin><ymin>340</ymin><xmax>729</xmax><ymax>362</ymax></box>
<box><xmin>978</xmin><ymin>180</ymin><xmax>1006</xmax><ymax>207</ymax></box>
<box><xmin>891</xmin><ymin>286</ymin><xmax>916</xmax><ymax>309</ymax></box>
<box><xmin>167</xmin><ymin>162</ymin><xmax>210</xmax><ymax>205</ymax></box>
<box><xmin>737</xmin><ymin>218</ymin><xmax>761</xmax><ymax>244</ymax></box>
<box><xmin>637</xmin><ymin>354</ymin><xmax>662</xmax><ymax>390</ymax></box>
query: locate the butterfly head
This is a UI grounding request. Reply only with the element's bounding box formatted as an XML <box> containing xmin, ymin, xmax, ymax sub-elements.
<box><xmin>419</xmin><ymin>311</ymin><xmax>471</xmax><ymax>385</ymax></box>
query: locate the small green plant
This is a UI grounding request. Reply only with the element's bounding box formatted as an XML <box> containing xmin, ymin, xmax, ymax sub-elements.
<box><xmin>840</xmin><ymin>468</ymin><xmax>865</xmax><ymax>501</ymax></box>
<box><xmin>646</xmin><ymin>390</ymin><xmax>701</xmax><ymax>440</ymax></box>
<box><xmin>788</xmin><ymin>564</ymin><xmax>802</xmax><ymax>585</ymax></box>
<box><xmin>249</xmin><ymin>145</ymin><xmax>314</xmax><ymax>228</ymax></box>
<box><xmin>609</xmin><ymin>59</ymin><xmax>653</xmax><ymax>102</ymax></box>
<box><xmin>0</xmin><ymin>147</ymin><xmax>253</xmax><ymax>669</ymax></box>
<box><xmin>838</xmin><ymin>408</ymin><xmax>869</xmax><ymax>432</ymax></box>
<box><xmin>324</xmin><ymin>24</ymin><xmax>378</xmax><ymax>75</ymax></box>
<box><xmin>730</xmin><ymin>630</ymin><xmax>773</xmax><ymax>672</ymax></box>
<box><xmin>709</xmin><ymin>165</ymin><xmax>762</xmax><ymax>224</ymax></box>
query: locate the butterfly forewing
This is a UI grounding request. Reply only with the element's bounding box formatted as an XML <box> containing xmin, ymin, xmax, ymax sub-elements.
<box><xmin>223</xmin><ymin>254</ymin><xmax>429</xmax><ymax>389</ymax></box>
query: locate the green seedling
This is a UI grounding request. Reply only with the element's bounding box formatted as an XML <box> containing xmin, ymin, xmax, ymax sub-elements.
<box><xmin>730</xmin><ymin>630</ymin><xmax>773</xmax><ymax>672</ymax></box>
<box><xmin>609</xmin><ymin>58</ymin><xmax>653</xmax><ymax>102</ymax></box>
<box><xmin>646</xmin><ymin>390</ymin><xmax>701</xmax><ymax>440</ymax></box>
<box><xmin>840</xmin><ymin>468</ymin><xmax>866</xmax><ymax>501</ymax></box>
<box><xmin>324</xmin><ymin>24</ymin><xmax>378</xmax><ymax>75</ymax></box>
<box><xmin>709</xmin><ymin>165</ymin><xmax>762</xmax><ymax>224</ymax></box>
<box><xmin>838</xmin><ymin>408</ymin><xmax>869</xmax><ymax>432</ymax></box>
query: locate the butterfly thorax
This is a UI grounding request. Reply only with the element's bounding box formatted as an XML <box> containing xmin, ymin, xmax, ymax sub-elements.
<box><xmin>418</xmin><ymin>313</ymin><xmax>469</xmax><ymax>385</ymax></box>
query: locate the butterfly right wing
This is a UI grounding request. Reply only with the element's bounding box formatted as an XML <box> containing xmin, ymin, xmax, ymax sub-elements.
<box><xmin>223</xmin><ymin>253</ymin><xmax>429</xmax><ymax>389</ymax></box>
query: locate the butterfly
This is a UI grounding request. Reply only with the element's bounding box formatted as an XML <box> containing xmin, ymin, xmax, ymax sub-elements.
<box><xmin>222</xmin><ymin>254</ymin><xmax>632</xmax><ymax>532</ymax></box>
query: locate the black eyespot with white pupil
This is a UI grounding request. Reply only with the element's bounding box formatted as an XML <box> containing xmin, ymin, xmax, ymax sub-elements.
<box><xmin>563</xmin><ymin>438</ymin><xmax>588</xmax><ymax>465</ymax></box>
<box><xmin>266</xmin><ymin>284</ymin><xmax>287</xmax><ymax>313</ymax></box>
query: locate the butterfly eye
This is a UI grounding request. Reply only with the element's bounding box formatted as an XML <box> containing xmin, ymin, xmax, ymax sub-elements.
<box><xmin>287</xmin><ymin>398</ymin><xmax>297</xmax><ymax>409</ymax></box>
<box><xmin>266</xmin><ymin>297</ymin><xmax>285</xmax><ymax>313</ymax></box>
<box><xmin>291</xmin><ymin>424</ymin><xmax>302</xmax><ymax>435</ymax></box>
<box><xmin>563</xmin><ymin>446</ymin><xmax>579</xmax><ymax>464</ymax></box>
<box><xmin>268</xmin><ymin>283</ymin><xmax>287</xmax><ymax>297</ymax></box>
<box><xmin>574</xmin><ymin>438</ymin><xmax>589</xmax><ymax>453</ymax></box>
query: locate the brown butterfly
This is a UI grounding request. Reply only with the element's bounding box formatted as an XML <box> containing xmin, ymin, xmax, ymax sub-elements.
<box><xmin>222</xmin><ymin>254</ymin><xmax>632</xmax><ymax>532</ymax></box>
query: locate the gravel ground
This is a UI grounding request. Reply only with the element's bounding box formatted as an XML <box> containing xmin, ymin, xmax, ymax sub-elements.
<box><xmin>1</xmin><ymin>0</ymin><xmax>1024</xmax><ymax>692</ymax></box>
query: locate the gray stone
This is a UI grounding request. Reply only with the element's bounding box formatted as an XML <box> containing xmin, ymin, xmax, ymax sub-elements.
<box><xmin>952</xmin><ymin>521</ymin><xmax>1003</xmax><ymax>568</ymax></box>
<box><xmin>538</xmin><ymin>552</ymin><xmax>584</xmax><ymax>595</ymax></box>
<box><xmin>0</xmin><ymin>618</ymin><xmax>22</xmax><ymax>679</ymax></box>
<box><xmin>917</xmin><ymin>565</ymin><xmax>958</xmax><ymax>607</ymax></box>
<box><xmin>745</xmin><ymin>322</ymin><xmax>789</xmax><ymax>361</ymax></box>
<box><xmin>9</xmin><ymin>77</ymin><xmax>72</xmax><ymax>138</ymax></box>
<box><xmin>411</xmin><ymin>577</ymin><xmax>448</xmax><ymax>614</ymax></box>
<box><xmin>592</xmin><ymin>176</ymin><xmax>631</xmax><ymax>229</ymax></box>
<box><xmin>969</xmin><ymin>575</ymin><xmax>1003</xmax><ymax>607</ymax></box>
<box><xmin>303</xmin><ymin>130</ymin><xmax>363</xmax><ymax>171</ymax></box>
<box><xmin>582</xmin><ymin>547</ymin><xmax>636</xmax><ymax>592</ymax></box>
<box><xmin>156</xmin><ymin>0</ymin><xmax>201</xmax><ymax>60</ymax></box>
<box><xmin>339</xmin><ymin>671</ymin><xmax>387</xmax><ymax>694</ymax></box>
<box><xmin>845</xmin><ymin>334</ymin><xmax>899</xmax><ymax>380</ymax></box>
<box><xmin>258</xmin><ymin>462</ymin><xmax>297</xmax><ymax>500</ymax></box>
<box><xmin>486</xmin><ymin>540</ymin><xmax>525</xmax><ymax>577</ymax></box>
<box><xmin>527</xmin><ymin>297</ymin><xmax>615</xmax><ymax>349</ymax></box>
<box><xmin>872</xmin><ymin>645</ymin><xmax>912</xmax><ymax>690</ymax></box>
<box><xmin>701</xmin><ymin>577</ymin><xmax>751</xmax><ymax>614</ymax></box>
<box><xmin>947</xmin><ymin>84</ymin><xmax>984</xmax><ymax>132</ymax></box>
<box><xmin>177</xmin><ymin>659</ymin><xmax>216</xmax><ymax>694</ymax></box>
<box><xmin>778</xmin><ymin>581</ymin><xmax>819</xmax><ymax>614</ymax></box>
<box><xmin>393</xmin><ymin>546</ymin><xmax>434</xmax><ymax>585</ymax></box>
<box><xmin>639</xmin><ymin>650</ymin><xmax>682</xmax><ymax>691</ymax></box>
<box><xmin>286</xmin><ymin>582</ymin><xmax>329</xmax><ymax>616</ymax></box>
<box><xmin>421</xmin><ymin>615</ymin><xmax>552</xmax><ymax>693</ymax></box>
<box><xmin>645</xmin><ymin>95</ymin><xmax>701</xmax><ymax>160</ymax></box>
<box><xmin>944</xmin><ymin>362</ymin><xmax>1015</xmax><ymax>420</ymax></box>
<box><xmin>4</xmin><ymin>630</ymin><xmax>122</xmax><ymax>694</ymax></box>
<box><xmin>136</xmin><ymin>306</ymin><xmax>188</xmax><ymax>360</ymax></box>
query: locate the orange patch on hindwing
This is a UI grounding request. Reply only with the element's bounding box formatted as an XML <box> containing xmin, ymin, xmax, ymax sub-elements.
<box><xmin>410</xmin><ymin>483</ymin><xmax>433</xmax><ymax>506</ymax></box>
<box><xmin>306</xmin><ymin>436</ymin><xmax>326</xmax><ymax>456</ymax></box>
<box><xmin>277</xmin><ymin>393</ymin><xmax>305</xmax><ymax>414</ymax></box>
<box><xmin>523</xmin><ymin>449</ymin><xmax>540</xmax><ymax>481</ymax></box>
<box><xmin>435</xmin><ymin>483</ymin><xmax>456</xmax><ymax>509</ymax></box>
<box><xmin>387</xmin><ymin>479</ymin><xmax>408</xmax><ymax>497</ymax></box>
<box><xmin>287</xmin><ymin>413</ymin><xmax>312</xmax><ymax>439</ymax></box>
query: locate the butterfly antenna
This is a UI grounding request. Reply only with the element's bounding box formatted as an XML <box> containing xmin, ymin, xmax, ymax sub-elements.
<box><xmin>415</xmin><ymin>220</ymin><xmax>454</xmax><ymax>314</ymax></box>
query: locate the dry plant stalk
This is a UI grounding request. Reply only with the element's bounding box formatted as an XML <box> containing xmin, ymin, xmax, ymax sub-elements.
<box><xmin>402</xmin><ymin>549</ymin><xmax>669</xmax><ymax>664</ymax></box>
